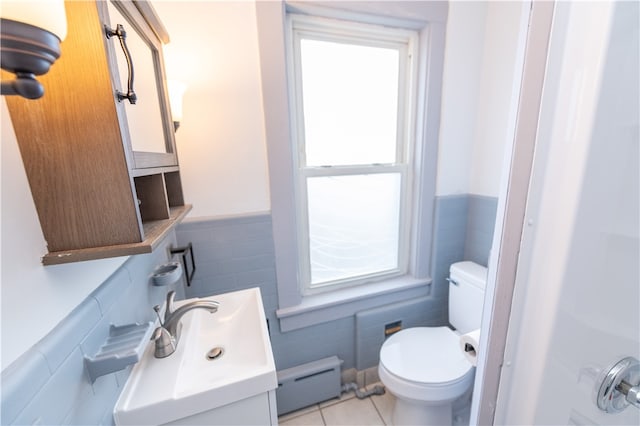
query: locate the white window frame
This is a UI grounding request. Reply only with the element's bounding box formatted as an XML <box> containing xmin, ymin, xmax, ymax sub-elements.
<box><xmin>254</xmin><ymin>1</ymin><xmax>447</xmax><ymax>330</ymax></box>
<box><xmin>287</xmin><ymin>15</ymin><xmax>419</xmax><ymax>295</ymax></box>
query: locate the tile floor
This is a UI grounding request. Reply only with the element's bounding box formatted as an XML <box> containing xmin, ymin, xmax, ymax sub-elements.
<box><xmin>278</xmin><ymin>383</ymin><xmax>472</xmax><ymax>426</ymax></box>
<box><xmin>278</xmin><ymin>383</ymin><xmax>394</xmax><ymax>426</ymax></box>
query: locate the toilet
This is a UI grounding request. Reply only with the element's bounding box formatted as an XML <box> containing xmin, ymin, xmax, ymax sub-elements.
<box><xmin>378</xmin><ymin>261</ymin><xmax>487</xmax><ymax>425</ymax></box>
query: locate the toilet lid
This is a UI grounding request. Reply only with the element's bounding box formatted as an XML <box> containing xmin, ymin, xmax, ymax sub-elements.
<box><xmin>380</xmin><ymin>327</ymin><xmax>472</xmax><ymax>385</ymax></box>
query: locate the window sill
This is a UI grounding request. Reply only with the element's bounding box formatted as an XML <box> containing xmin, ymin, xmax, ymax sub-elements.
<box><xmin>275</xmin><ymin>275</ymin><xmax>431</xmax><ymax>332</ymax></box>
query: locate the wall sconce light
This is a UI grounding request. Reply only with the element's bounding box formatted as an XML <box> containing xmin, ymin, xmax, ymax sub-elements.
<box><xmin>0</xmin><ymin>1</ymin><xmax>67</xmax><ymax>99</ymax></box>
<box><xmin>167</xmin><ymin>80</ymin><xmax>186</xmax><ymax>132</ymax></box>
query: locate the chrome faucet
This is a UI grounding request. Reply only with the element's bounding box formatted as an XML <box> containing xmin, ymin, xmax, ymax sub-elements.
<box><xmin>152</xmin><ymin>291</ymin><xmax>219</xmax><ymax>358</ymax></box>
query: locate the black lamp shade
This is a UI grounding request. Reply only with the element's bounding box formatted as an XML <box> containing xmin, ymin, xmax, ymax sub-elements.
<box><xmin>1</xmin><ymin>18</ymin><xmax>62</xmax><ymax>99</ymax></box>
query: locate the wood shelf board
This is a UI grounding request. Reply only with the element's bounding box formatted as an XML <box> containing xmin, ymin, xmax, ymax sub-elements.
<box><xmin>42</xmin><ymin>204</ymin><xmax>192</xmax><ymax>265</ymax></box>
<box><xmin>141</xmin><ymin>205</ymin><xmax>191</xmax><ymax>244</ymax></box>
<box><xmin>135</xmin><ymin>174</ymin><xmax>170</xmax><ymax>221</ymax></box>
<box><xmin>164</xmin><ymin>171</ymin><xmax>185</xmax><ymax>207</ymax></box>
<box><xmin>131</xmin><ymin>166</ymin><xmax>179</xmax><ymax>178</ymax></box>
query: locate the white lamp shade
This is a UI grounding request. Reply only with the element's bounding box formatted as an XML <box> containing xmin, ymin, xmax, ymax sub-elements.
<box><xmin>1</xmin><ymin>1</ymin><xmax>67</xmax><ymax>41</ymax></box>
<box><xmin>167</xmin><ymin>80</ymin><xmax>187</xmax><ymax>122</ymax></box>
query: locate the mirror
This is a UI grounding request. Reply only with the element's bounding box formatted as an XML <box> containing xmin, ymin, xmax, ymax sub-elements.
<box><xmin>103</xmin><ymin>0</ymin><xmax>177</xmax><ymax>169</ymax></box>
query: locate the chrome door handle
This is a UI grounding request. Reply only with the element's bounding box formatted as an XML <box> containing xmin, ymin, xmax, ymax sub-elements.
<box><xmin>617</xmin><ymin>379</ymin><xmax>640</xmax><ymax>408</ymax></box>
<box><xmin>596</xmin><ymin>356</ymin><xmax>640</xmax><ymax>413</ymax></box>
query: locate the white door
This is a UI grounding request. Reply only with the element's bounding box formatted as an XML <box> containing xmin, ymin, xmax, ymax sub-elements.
<box><xmin>493</xmin><ymin>1</ymin><xmax>639</xmax><ymax>424</ymax></box>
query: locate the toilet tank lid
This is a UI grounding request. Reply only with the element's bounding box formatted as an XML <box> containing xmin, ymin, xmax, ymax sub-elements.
<box><xmin>450</xmin><ymin>261</ymin><xmax>487</xmax><ymax>290</ymax></box>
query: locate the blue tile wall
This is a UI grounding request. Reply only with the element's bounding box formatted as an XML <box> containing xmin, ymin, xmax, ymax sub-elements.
<box><xmin>355</xmin><ymin>297</ymin><xmax>445</xmax><ymax>370</ymax></box>
<box><xmin>0</xmin><ymin>352</ymin><xmax>51</xmax><ymax>425</ymax></box>
<box><xmin>176</xmin><ymin>200</ymin><xmax>497</xmax><ymax>373</ymax></box>
<box><xmin>2</xmin><ymin>196</ymin><xmax>498</xmax><ymax>426</ymax></box>
<box><xmin>431</xmin><ymin>195</ymin><xmax>469</xmax><ymax>306</ymax></box>
<box><xmin>179</xmin><ymin>214</ymin><xmax>435</xmax><ymax>372</ymax></box>
<box><xmin>1</xmin><ymin>233</ymin><xmax>185</xmax><ymax>426</ymax></box>
<box><xmin>177</xmin><ymin>215</ymin><xmax>379</xmax><ymax>371</ymax></box>
<box><xmin>465</xmin><ymin>195</ymin><xmax>499</xmax><ymax>266</ymax></box>
<box><xmin>430</xmin><ymin>194</ymin><xmax>498</xmax><ymax>323</ymax></box>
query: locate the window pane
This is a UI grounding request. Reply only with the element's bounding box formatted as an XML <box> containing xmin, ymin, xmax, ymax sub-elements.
<box><xmin>307</xmin><ymin>173</ymin><xmax>402</xmax><ymax>285</ymax></box>
<box><xmin>300</xmin><ymin>39</ymin><xmax>399</xmax><ymax>166</ymax></box>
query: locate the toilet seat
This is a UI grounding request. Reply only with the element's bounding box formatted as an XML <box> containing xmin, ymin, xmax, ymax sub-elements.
<box><xmin>380</xmin><ymin>327</ymin><xmax>472</xmax><ymax>385</ymax></box>
<box><xmin>379</xmin><ymin>327</ymin><xmax>474</xmax><ymax>403</ymax></box>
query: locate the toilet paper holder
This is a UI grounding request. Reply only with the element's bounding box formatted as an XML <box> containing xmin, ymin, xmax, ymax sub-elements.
<box><xmin>170</xmin><ymin>243</ymin><xmax>196</xmax><ymax>287</ymax></box>
<box><xmin>464</xmin><ymin>343</ymin><xmax>476</xmax><ymax>354</ymax></box>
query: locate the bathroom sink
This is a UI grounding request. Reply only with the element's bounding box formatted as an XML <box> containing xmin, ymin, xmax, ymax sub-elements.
<box><xmin>113</xmin><ymin>288</ymin><xmax>277</xmax><ymax>425</ymax></box>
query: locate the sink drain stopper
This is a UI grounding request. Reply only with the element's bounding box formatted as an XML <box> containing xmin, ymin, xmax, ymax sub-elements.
<box><xmin>206</xmin><ymin>347</ymin><xmax>224</xmax><ymax>360</ymax></box>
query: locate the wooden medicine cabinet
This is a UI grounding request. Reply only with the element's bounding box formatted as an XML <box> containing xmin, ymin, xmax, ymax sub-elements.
<box><xmin>5</xmin><ymin>0</ymin><xmax>191</xmax><ymax>265</ymax></box>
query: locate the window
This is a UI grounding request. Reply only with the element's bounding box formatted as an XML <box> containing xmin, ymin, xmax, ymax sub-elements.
<box><xmin>288</xmin><ymin>15</ymin><xmax>419</xmax><ymax>294</ymax></box>
<box><xmin>256</xmin><ymin>0</ymin><xmax>445</xmax><ymax>326</ymax></box>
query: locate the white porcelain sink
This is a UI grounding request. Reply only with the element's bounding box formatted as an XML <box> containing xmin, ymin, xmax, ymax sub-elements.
<box><xmin>114</xmin><ymin>288</ymin><xmax>277</xmax><ymax>425</ymax></box>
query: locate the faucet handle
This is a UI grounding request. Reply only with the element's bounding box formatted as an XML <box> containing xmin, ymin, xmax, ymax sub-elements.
<box><xmin>153</xmin><ymin>305</ymin><xmax>163</xmax><ymax>326</ymax></box>
<box><xmin>164</xmin><ymin>291</ymin><xmax>177</xmax><ymax>321</ymax></box>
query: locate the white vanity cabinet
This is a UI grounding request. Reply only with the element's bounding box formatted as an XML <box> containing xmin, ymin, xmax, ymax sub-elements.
<box><xmin>162</xmin><ymin>390</ymin><xmax>278</xmax><ymax>426</ymax></box>
<box><xmin>113</xmin><ymin>289</ymin><xmax>279</xmax><ymax>425</ymax></box>
<box><xmin>5</xmin><ymin>0</ymin><xmax>190</xmax><ymax>265</ymax></box>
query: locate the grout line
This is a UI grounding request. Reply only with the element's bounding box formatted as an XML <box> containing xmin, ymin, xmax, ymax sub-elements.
<box><xmin>364</xmin><ymin>396</ymin><xmax>386</xmax><ymax>426</ymax></box>
<box><xmin>278</xmin><ymin>404</ymin><xmax>320</xmax><ymax>423</ymax></box>
<box><xmin>370</xmin><ymin>395</ymin><xmax>387</xmax><ymax>426</ymax></box>
<box><xmin>318</xmin><ymin>405</ymin><xmax>327</xmax><ymax>426</ymax></box>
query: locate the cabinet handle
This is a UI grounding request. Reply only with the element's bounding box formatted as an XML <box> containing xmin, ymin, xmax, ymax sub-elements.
<box><xmin>105</xmin><ymin>24</ymin><xmax>137</xmax><ymax>104</ymax></box>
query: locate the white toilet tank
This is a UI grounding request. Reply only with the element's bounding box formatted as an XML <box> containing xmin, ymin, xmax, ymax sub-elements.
<box><xmin>448</xmin><ymin>261</ymin><xmax>488</xmax><ymax>333</ymax></box>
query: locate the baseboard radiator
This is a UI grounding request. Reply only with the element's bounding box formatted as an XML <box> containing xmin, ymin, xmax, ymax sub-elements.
<box><xmin>276</xmin><ymin>356</ymin><xmax>342</xmax><ymax>415</ymax></box>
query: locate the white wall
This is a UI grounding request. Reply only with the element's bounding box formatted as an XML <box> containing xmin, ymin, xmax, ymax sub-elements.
<box><xmin>155</xmin><ymin>0</ymin><xmax>522</xmax><ymax>207</ymax></box>
<box><xmin>153</xmin><ymin>0</ymin><xmax>522</xmax><ymax>207</ymax></box>
<box><xmin>470</xmin><ymin>1</ymin><xmax>527</xmax><ymax>196</ymax></box>
<box><xmin>0</xmin><ymin>1</ymin><xmax>271</xmax><ymax>370</ymax></box>
<box><xmin>0</xmin><ymin>0</ymin><xmax>526</xmax><ymax>370</ymax></box>
<box><xmin>436</xmin><ymin>1</ymin><xmax>487</xmax><ymax>196</ymax></box>
<box><xmin>152</xmin><ymin>1</ymin><xmax>271</xmax><ymax>218</ymax></box>
<box><xmin>1</xmin><ymin>100</ymin><xmax>129</xmax><ymax>369</ymax></box>
<box><xmin>437</xmin><ymin>1</ymin><xmax>526</xmax><ymax>197</ymax></box>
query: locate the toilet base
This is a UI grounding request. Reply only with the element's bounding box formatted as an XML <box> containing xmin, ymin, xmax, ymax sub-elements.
<box><xmin>391</xmin><ymin>397</ymin><xmax>452</xmax><ymax>426</ymax></box>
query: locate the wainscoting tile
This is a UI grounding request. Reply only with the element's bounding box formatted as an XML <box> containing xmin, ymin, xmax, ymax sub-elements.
<box><xmin>0</xmin><ymin>351</ymin><xmax>51</xmax><ymax>425</ymax></box>
<box><xmin>91</xmin><ymin>267</ymin><xmax>131</xmax><ymax>315</ymax></box>
<box><xmin>36</xmin><ymin>298</ymin><xmax>101</xmax><ymax>373</ymax></box>
<box><xmin>79</xmin><ymin>313</ymin><xmax>116</xmax><ymax>370</ymax></box>
<box><xmin>355</xmin><ymin>296</ymin><xmax>437</xmax><ymax>370</ymax></box>
<box><xmin>114</xmin><ymin>365</ymin><xmax>133</xmax><ymax>388</ymax></box>
<box><xmin>228</xmin><ymin>220</ymin><xmax>274</xmax><ymax>241</ymax></box>
<box><xmin>122</xmin><ymin>252</ymin><xmax>155</xmax><ymax>288</ymax></box>
<box><xmin>12</xmin><ymin>348</ymin><xmax>91</xmax><ymax>426</ymax></box>
<box><xmin>270</xmin><ymin>317</ymin><xmax>355</xmax><ymax>371</ymax></box>
<box><xmin>465</xmin><ymin>195</ymin><xmax>498</xmax><ymax>266</ymax></box>
<box><xmin>189</xmin><ymin>241</ymin><xmax>237</xmax><ymax>264</ymax></box>
<box><xmin>62</xmin><ymin>373</ymin><xmax>118</xmax><ymax>425</ymax></box>
<box><xmin>236</xmin><ymin>267</ymin><xmax>277</xmax><ymax>288</ymax></box>
<box><xmin>100</xmin><ymin>405</ymin><xmax>117</xmax><ymax>426</ymax></box>
<box><xmin>2</xmin><ymin>232</ymin><xmax>185</xmax><ymax>426</ymax></box>
<box><xmin>178</xmin><ymin>213</ymin><xmax>272</xmax><ymax>232</ymax></box>
<box><xmin>173</xmin><ymin>204</ymin><xmax>497</xmax><ymax>395</ymax></box>
<box><xmin>231</xmin><ymin>237</ymin><xmax>275</xmax><ymax>258</ymax></box>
